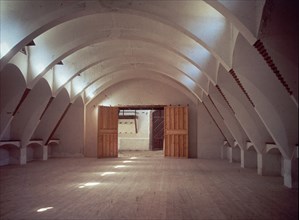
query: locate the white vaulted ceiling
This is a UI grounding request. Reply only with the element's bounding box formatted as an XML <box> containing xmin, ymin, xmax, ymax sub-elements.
<box><xmin>1</xmin><ymin>1</ymin><xmax>258</xmax><ymax>94</ymax></box>
<box><xmin>0</xmin><ymin>1</ymin><xmax>298</xmax><ymax>161</ymax></box>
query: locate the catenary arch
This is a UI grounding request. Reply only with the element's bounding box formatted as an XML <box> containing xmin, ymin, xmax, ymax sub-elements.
<box><xmin>83</xmin><ymin>69</ymin><xmax>201</xmax><ymax>106</ymax></box>
<box><xmin>25</xmin><ymin>32</ymin><xmax>215</xmax><ymax>90</ymax></box>
<box><xmin>2</xmin><ymin>20</ymin><xmax>294</xmax><ymax>162</ymax></box>
<box><xmin>44</xmin><ymin>33</ymin><xmax>296</xmax><ymax>162</ymax></box>
<box><xmin>2</xmin><ymin>1</ymin><xmax>292</xmax><ymax>160</ymax></box>
<box><xmin>85</xmin><ymin>71</ymin><xmax>199</xmax><ymax>106</ymax></box>
<box><xmin>1</xmin><ymin>1</ymin><xmax>260</xmax><ymax>69</ymax></box>
<box><xmin>22</xmin><ymin>12</ymin><xmax>224</xmax><ymax>88</ymax></box>
<box><xmin>68</xmin><ymin>60</ymin><xmax>274</xmax><ymax>159</ymax></box>
<box><xmin>42</xmin><ymin>38</ymin><xmax>212</xmax><ymax>97</ymax></box>
<box><xmin>3</xmin><ymin>10</ymin><xmax>268</xmax><ymax>130</ymax></box>
<box><xmin>69</xmin><ymin>60</ymin><xmax>207</xmax><ymax>101</ymax></box>
<box><xmin>3</xmin><ymin>0</ymin><xmax>292</xmax><ymax>111</ymax></box>
<box><xmin>54</xmin><ymin>53</ymin><xmax>210</xmax><ymax>99</ymax></box>
<box><xmin>18</xmin><ymin>26</ymin><xmax>292</xmax><ymax>162</ymax></box>
<box><xmin>205</xmin><ymin>0</ymin><xmax>263</xmax><ymax>43</ymax></box>
<box><xmin>46</xmin><ymin>39</ymin><xmax>216</xmax><ymax>93</ymax></box>
<box><xmin>4</xmin><ymin>11</ymin><xmax>228</xmax><ymax>75</ymax></box>
<box><xmin>0</xmin><ymin>0</ymin><xmax>297</xmax><ymax>189</ymax></box>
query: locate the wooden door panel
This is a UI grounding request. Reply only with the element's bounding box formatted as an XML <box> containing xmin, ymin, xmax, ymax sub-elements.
<box><xmin>98</xmin><ymin>106</ymin><xmax>118</xmax><ymax>158</ymax></box>
<box><xmin>164</xmin><ymin>106</ymin><xmax>188</xmax><ymax>158</ymax></box>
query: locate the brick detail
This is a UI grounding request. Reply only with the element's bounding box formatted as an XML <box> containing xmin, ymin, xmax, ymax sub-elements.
<box><xmin>229</xmin><ymin>69</ymin><xmax>255</xmax><ymax>107</ymax></box>
<box><xmin>253</xmin><ymin>40</ymin><xmax>292</xmax><ymax>95</ymax></box>
<box><xmin>215</xmin><ymin>85</ymin><xmax>235</xmax><ymax>114</ymax></box>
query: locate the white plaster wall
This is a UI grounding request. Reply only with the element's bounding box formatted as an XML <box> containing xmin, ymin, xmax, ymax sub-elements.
<box><xmin>243</xmin><ymin>149</ymin><xmax>257</xmax><ymax>168</ymax></box>
<box><xmin>2</xmin><ymin>79</ymin><xmax>52</xmax><ymax>142</ymax></box>
<box><xmin>32</xmin><ymin>89</ymin><xmax>70</xmax><ymax>142</ymax></box>
<box><xmin>202</xmin><ymin>95</ymin><xmax>235</xmax><ymax>148</ymax></box>
<box><xmin>8</xmin><ymin>148</ymin><xmax>20</xmax><ymax>165</ymax></box>
<box><xmin>119</xmin><ymin>139</ymin><xmax>149</xmax><ymax>151</ymax></box>
<box><xmin>232</xmin><ymin>147</ymin><xmax>241</xmax><ymax>162</ymax></box>
<box><xmin>26</xmin><ymin>144</ymin><xmax>43</xmax><ymax>162</ymax></box>
<box><xmin>118</xmin><ymin>110</ymin><xmax>150</xmax><ymax>151</ymax></box>
<box><xmin>51</xmin><ymin>97</ymin><xmax>84</xmax><ymax>157</ymax></box>
<box><xmin>221</xmin><ymin>145</ymin><xmax>228</xmax><ymax>160</ymax></box>
<box><xmin>26</xmin><ymin>147</ymin><xmax>34</xmax><ymax>162</ymax></box>
<box><xmin>262</xmin><ymin>152</ymin><xmax>281</xmax><ymax>176</ymax></box>
<box><xmin>209</xmin><ymin>85</ymin><xmax>249</xmax><ymax>150</ymax></box>
<box><xmin>227</xmin><ymin>147</ymin><xmax>232</xmax><ymax>162</ymax></box>
<box><xmin>0</xmin><ymin>64</ymin><xmax>26</xmax><ymax>138</ymax></box>
<box><xmin>197</xmin><ymin>102</ymin><xmax>224</xmax><ymax>159</ymax></box>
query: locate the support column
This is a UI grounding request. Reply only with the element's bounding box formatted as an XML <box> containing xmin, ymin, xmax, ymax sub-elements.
<box><xmin>257</xmin><ymin>153</ymin><xmax>263</xmax><ymax>175</ymax></box>
<box><xmin>283</xmin><ymin>158</ymin><xmax>298</xmax><ymax>188</ymax></box>
<box><xmin>42</xmin><ymin>145</ymin><xmax>48</xmax><ymax>161</ymax></box>
<box><xmin>227</xmin><ymin>147</ymin><xmax>232</xmax><ymax>163</ymax></box>
<box><xmin>20</xmin><ymin>147</ymin><xmax>27</xmax><ymax>165</ymax></box>
<box><xmin>257</xmin><ymin>153</ymin><xmax>281</xmax><ymax>176</ymax></box>
<box><xmin>241</xmin><ymin>149</ymin><xmax>257</xmax><ymax>169</ymax></box>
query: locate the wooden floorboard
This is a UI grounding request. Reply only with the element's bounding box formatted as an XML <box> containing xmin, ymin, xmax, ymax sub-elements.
<box><xmin>0</xmin><ymin>151</ymin><xmax>298</xmax><ymax>220</ymax></box>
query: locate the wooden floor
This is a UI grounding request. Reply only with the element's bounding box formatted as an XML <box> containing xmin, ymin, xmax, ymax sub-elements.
<box><xmin>0</xmin><ymin>151</ymin><xmax>298</xmax><ymax>220</ymax></box>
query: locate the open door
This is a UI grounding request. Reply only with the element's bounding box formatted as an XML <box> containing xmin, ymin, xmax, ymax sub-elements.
<box><xmin>164</xmin><ymin>106</ymin><xmax>188</xmax><ymax>158</ymax></box>
<box><xmin>98</xmin><ymin>106</ymin><xmax>119</xmax><ymax>158</ymax></box>
<box><xmin>152</xmin><ymin>110</ymin><xmax>164</xmax><ymax>150</ymax></box>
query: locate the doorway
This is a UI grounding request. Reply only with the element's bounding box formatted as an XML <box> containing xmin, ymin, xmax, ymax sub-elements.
<box><xmin>118</xmin><ymin>109</ymin><xmax>151</xmax><ymax>151</ymax></box>
<box><xmin>97</xmin><ymin>105</ymin><xmax>188</xmax><ymax>158</ymax></box>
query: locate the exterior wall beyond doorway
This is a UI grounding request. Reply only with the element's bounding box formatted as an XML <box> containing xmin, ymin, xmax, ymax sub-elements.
<box><xmin>118</xmin><ymin>110</ymin><xmax>150</xmax><ymax>150</ymax></box>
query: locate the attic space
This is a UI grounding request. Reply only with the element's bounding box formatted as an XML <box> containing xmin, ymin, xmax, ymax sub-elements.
<box><xmin>0</xmin><ymin>0</ymin><xmax>298</xmax><ymax>219</ymax></box>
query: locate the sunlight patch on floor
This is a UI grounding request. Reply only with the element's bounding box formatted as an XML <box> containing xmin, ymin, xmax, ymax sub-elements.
<box><xmin>37</xmin><ymin>207</ymin><xmax>53</xmax><ymax>212</ymax></box>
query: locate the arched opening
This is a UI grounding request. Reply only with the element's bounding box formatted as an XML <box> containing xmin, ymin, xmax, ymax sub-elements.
<box><xmin>242</xmin><ymin>145</ymin><xmax>258</xmax><ymax>169</ymax></box>
<box><xmin>264</xmin><ymin>147</ymin><xmax>283</xmax><ymax>176</ymax></box>
<box><xmin>231</xmin><ymin>145</ymin><xmax>241</xmax><ymax>163</ymax></box>
<box><xmin>26</xmin><ymin>142</ymin><xmax>43</xmax><ymax>162</ymax></box>
<box><xmin>47</xmin><ymin>142</ymin><xmax>60</xmax><ymax>158</ymax></box>
<box><xmin>0</xmin><ymin>144</ymin><xmax>21</xmax><ymax>166</ymax></box>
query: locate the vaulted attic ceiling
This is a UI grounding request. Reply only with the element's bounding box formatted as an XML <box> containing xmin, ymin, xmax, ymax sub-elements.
<box><xmin>0</xmin><ymin>1</ymin><xmax>298</xmax><ymax>161</ymax></box>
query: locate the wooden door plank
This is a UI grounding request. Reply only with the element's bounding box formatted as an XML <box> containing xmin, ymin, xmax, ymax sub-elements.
<box><xmin>164</xmin><ymin>106</ymin><xmax>188</xmax><ymax>158</ymax></box>
<box><xmin>171</xmin><ymin>107</ymin><xmax>174</xmax><ymax>130</ymax></box>
<box><xmin>170</xmin><ymin>135</ymin><xmax>174</xmax><ymax>157</ymax></box>
<box><xmin>98</xmin><ymin>106</ymin><xmax>119</xmax><ymax>158</ymax></box>
<box><xmin>175</xmin><ymin>134</ymin><xmax>179</xmax><ymax>157</ymax></box>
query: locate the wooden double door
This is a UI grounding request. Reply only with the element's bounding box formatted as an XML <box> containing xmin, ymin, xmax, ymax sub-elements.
<box><xmin>97</xmin><ymin>105</ymin><xmax>188</xmax><ymax>158</ymax></box>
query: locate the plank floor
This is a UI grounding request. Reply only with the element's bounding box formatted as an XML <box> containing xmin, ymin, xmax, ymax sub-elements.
<box><xmin>0</xmin><ymin>151</ymin><xmax>298</xmax><ymax>220</ymax></box>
